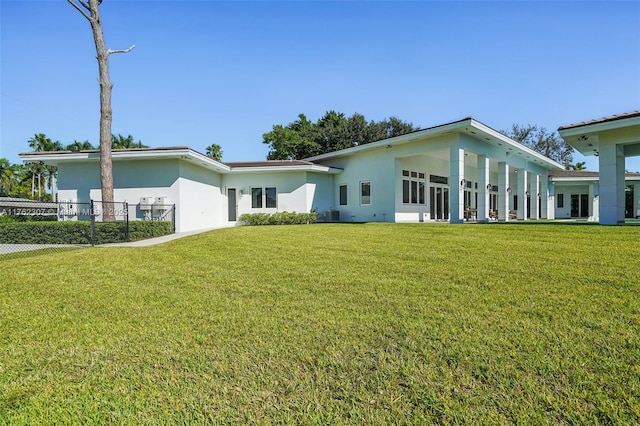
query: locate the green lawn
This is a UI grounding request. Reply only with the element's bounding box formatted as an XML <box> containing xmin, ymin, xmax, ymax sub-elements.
<box><xmin>1</xmin><ymin>223</ymin><xmax>639</xmax><ymax>424</ymax></box>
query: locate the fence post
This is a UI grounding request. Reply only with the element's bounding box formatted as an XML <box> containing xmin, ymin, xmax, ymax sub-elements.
<box><xmin>90</xmin><ymin>199</ymin><xmax>96</xmax><ymax>246</ymax></box>
<box><xmin>124</xmin><ymin>201</ymin><xmax>130</xmax><ymax>242</ymax></box>
<box><xmin>172</xmin><ymin>204</ymin><xmax>176</xmax><ymax>233</ymax></box>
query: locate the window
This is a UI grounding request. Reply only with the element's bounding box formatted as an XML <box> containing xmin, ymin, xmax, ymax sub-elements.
<box><xmin>402</xmin><ymin>169</ymin><xmax>426</xmax><ymax>205</ymax></box>
<box><xmin>430</xmin><ymin>175</ymin><xmax>448</xmax><ymax>185</ymax></box>
<box><xmin>360</xmin><ymin>181</ymin><xmax>371</xmax><ymax>205</ymax></box>
<box><xmin>251</xmin><ymin>186</ymin><xmax>277</xmax><ymax>208</ymax></box>
<box><xmin>557</xmin><ymin>193</ymin><xmax>564</xmax><ymax>208</ymax></box>
<box><xmin>339</xmin><ymin>185</ymin><xmax>348</xmax><ymax>206</ymax></box>
<box><xmin>265</xmin><ymin>187</ymin><xmax>277</xmax><ymax>208</ymax></box>
<box><xmin>251</xmin><ymin>187</ymin><xmax>262</xmax><ymax>208</ymax></box>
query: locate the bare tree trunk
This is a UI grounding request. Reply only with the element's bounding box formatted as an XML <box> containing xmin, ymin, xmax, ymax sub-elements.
<box><xmin>67</xmin><ymin>0</ymin><xmax>134</xmax><ymax>221</ymax></box>
<box><xmin>91</xmin><ymin>10</ymin><xmax>115</xmax><ymax>220</ymax></box>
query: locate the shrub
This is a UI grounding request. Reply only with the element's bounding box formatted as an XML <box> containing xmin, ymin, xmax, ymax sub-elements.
<box><xmin>0</xmin><ymin>220</ymin><xmax>174</xmax><ymax>245</ymax></box>
<box><xmin>239</xmin><ymin>211</ymin><xmax>318</xmax><ymax>226</ymax></box>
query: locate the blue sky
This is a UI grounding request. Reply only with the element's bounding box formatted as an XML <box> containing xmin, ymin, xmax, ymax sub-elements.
<box><xmin>1</xmin><ymin>0</ymin><xmax>639</xmax><ymax>171</ymax></box>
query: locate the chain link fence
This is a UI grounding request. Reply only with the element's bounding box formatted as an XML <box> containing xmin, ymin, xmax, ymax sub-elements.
<box><xmin>0</xmin><ymin>197</ymin><xmax>175</xmax><ymax>257</ymax></box>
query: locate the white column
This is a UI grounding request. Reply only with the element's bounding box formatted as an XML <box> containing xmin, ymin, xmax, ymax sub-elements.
<box><xmin>498</xmin><ymin>162</ymin><xmax>509</xmax><ymax>221</ymax></box>
<box><xmin>599</xmin><ymin>143</ymin><xmax>625</xmax><ymax>224</ymax></box>
<box><xmin>588</xmin><ymin>183</ymin><xmax>595</xmax><ymax>219</ymax></box>
<box><xmin>517</xmin><ymin>169</ymin><xmax>528</xmax><ymax>220</ymax></box>
<box><xmin>529</xmin><ymin>172</ymin><xmax>539</xmax><ymax>220</ymax></box>
<box><xmin>449</xmin><ymin>147</ymin><xmax>465</xmax><ymax>223</ymax></box>
<box><xmin>540</xmin><ymin>176</ymin><xmax>549</xmax><ymax>219</ymax></box>
<box><xmin>634</xmin><ymin>183</ymin><xmax>640</xmax><ymax>218</ymax></box>
<box><xmin>477</xmin><ymin>155</ymin><xmax>490</xmax><ymax>222</ymax></box>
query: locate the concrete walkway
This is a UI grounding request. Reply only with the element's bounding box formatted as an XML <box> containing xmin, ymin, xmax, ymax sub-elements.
<box><xmin>100</xmin><ymin>226</ymin><xmax>232</xmax><ymax>247</ymax></box>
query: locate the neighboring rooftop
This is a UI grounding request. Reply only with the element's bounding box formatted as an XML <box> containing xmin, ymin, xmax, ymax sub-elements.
<box><xmin>224</xmin><ymin>160</ymin><xmax>320</xmax><ymax>168</ymax></box>
<box><xmin>558</xmin><ymin>111</ymin><xmax>640</xmax><ymax>131</ymax></box>
<box><xmin>549</xmin><ymin>170</ymin><xmax>640</xmax><ymax>178</ymax></box>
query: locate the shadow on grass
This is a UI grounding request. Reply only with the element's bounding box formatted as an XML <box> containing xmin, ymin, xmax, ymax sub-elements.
<box><xmin>0</xmin><ymin>246</ymin><xmax>88</xmax><ymax>260</ymax></box>
<box><xmin>486</xmin><ymin>219</ymin><xmax>640</xmax><ymax>226</ymax></box>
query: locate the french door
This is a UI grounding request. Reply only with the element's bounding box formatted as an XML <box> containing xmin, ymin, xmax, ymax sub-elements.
<box><xmin>429</xmin><ymin>185</ymin><xmax>449</xmax><ymax>220</ymax></box>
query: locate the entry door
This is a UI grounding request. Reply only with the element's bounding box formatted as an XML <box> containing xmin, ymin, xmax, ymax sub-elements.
<box><xmin>580</xmin><ymin>194</ymin><xmax>589</xmax><ymax>217</ymax></box>
<box><xmin>228</xmin><ymin>188</ymin><xmax>237</xmax><ymax>221</ymax></box>
<box><xmin>570</xmin><ymin>194</ymin><xmax>589</xmax><ymax>218</ymax></box>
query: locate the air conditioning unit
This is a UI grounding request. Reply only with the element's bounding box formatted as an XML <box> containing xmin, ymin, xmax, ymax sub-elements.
<box><xmin>154</xmin><ymin>196</ymin><xmax>168</xmax><ymax>206</ymax></box>
<box><xmin>324</xmin><ymin>210</ymin><xmax>340</xmax><ymax>222</ymax></box>
<box><xmin>140</xmin><ymin>197</ymin><xmax>154</xmax><ymax>211</ymax></box>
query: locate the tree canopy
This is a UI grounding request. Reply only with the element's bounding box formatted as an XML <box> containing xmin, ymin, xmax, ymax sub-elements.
<box><xmin>263</xmin><ymin>111</ymin><xmax>419</xmax><ymax>160</ymax></box>
<box><xmin>501</xmin><ymin>124</ymin><xmax>574</xmax><ymax>167</ymax></box>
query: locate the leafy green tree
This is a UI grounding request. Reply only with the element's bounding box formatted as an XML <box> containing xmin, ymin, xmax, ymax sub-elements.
<box><xmin>111</xmin><ymin>134</ymin><xmax>147</xmax><ymax>149</ymax></box>
<box><xmin>205</xmin><ymin>144</ymin><xmax>224</xmax><ymax>161</ymax></box>
<box><xmin>263</xmin><ymin>112</ymin><xmax>418</xmax><ymax>160</ymax></box>
<box><xmin>502</xmin><ymin>124</ymin><xmax>574</xmax><ymax>167</ymax></box>
<box><xmin>264</xmin><ymin>114</ymin><xmax>321</xmax><ymax>160</ymax></box>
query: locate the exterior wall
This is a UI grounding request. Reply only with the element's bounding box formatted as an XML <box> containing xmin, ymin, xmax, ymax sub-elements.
<box><xmin>306</xmin><ymin>172</ymin><xmax>334</xmax><ymax>214</ymax></box>
<box><xmin>56</xmin><ymin>159</ymin><xmax>224</xmax><ymax>233</ymax></box>
<box><xmin>220</xmin><ymin>171</ymin><xmax>312</xmax><ymax>220</ymax></box>
<box><xmin>323</xmin><ymin>148</ymin><xmax>396</xmax><ymax>222</ymax></box>
<box><xmin>552</xmin><ymin>183</ymin><xmax>597</xmax><ymax>219</ymax></box>
<box><xmin>175</xmin><ymin>160</ymin><xmax>222</xmax><ymax>232</ymax></box>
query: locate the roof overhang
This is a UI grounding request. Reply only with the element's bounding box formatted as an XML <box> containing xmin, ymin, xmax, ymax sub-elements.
<box><xmin>305</xmin><ymin>117</ymin><xmax>564</xmax><ymax>170</ymax></box>
<box><xmin>19</xmin><ymin>147</ymin><xmax>233</xmax><ymax>174</ymax></box>
<box><xmin>19</xmin><ymin>147</ymin><xmax>341</xmax><ymax>175</ymax></box>
<box><xmin>227</xmin><ymin>164</ymin><xmax>341</xmax><ymax>174</ymax></box>
<box><xmin>558</xmin><ymin>111</ymin><xmax>640</xmax><ymax>157</ymax></box>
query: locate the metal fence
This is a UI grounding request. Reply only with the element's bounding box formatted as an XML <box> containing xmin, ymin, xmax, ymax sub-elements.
<box><xmin>0</xmin><ymin>198</ymin><xmax>175</xmax><ymax>257</ymax></box>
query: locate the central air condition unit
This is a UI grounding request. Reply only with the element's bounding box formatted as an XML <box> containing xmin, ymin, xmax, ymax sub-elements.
<box><xmin>153</xmin><ymin>196</ymin><xmax>169</xmax><ymax>214</ymax></box>
<box><xmin>140</xmin><ymin>197</ymin><xmax>154</xmax><ymax>211</ymax></box>
<box><xmin>324</xmin><ymin>210</ymin><xmax>340</xmax><ymax>222</ymax></box>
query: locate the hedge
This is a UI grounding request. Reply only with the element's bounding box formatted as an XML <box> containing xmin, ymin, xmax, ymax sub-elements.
<box><xmin>0</xmin><ymin>220</ymin><xmax>174</xmax><ymax>245</ymax></box>
<box><xmin>239</xmin><ymin>211</ymin><xmax>318</xmax><ymax>226</ymax></box>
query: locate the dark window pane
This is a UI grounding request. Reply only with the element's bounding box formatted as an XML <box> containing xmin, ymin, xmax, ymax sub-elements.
<box><xmin>402</xmin><ymin>170</ymin><xmax>409</xmax><ymax>177</ymax></box>
<box><xmin>411</xmin><ymin>181</ymin><xmax>418</xmax><ymax>204</ymax></box>
<box><xmin>419</xmin><ymin>182</ymin><xmax>425</xmax><ymax>204</ymax></box>
<box><xmin>403</xmin><ymin>180</ymin><xmax>410</xmax><ymax>204</ymax></box>
<box><xmin>265</xmin><ymin>187</ymin><xmax>277</xmax><ymax>208</ymax></box>
<box><xmin>252</xmin><ymin>188</ymin><xmax>262</xmax><ymax>208</ymax></box>
<box><xmin>339</xmin><ymin>185</ymin><xmax>347</xmax><ymax>205</ymax></box>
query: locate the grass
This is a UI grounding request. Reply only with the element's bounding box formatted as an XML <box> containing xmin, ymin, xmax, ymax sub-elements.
<box><xmin>1</xmin><ymin>223</ymin><xmax>639</xmax><ymax>424</ymax></box>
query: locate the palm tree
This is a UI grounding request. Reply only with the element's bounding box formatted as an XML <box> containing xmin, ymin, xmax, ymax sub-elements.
<box><xmin>66</xmin><ymin>140</ymin><xmax>95</xmax><ymax>151</ymax></box>
<box><xmin>205</xmin><ymin>144</ymin><xmax>223</xmax><ymax>161</ymax></box>
<box><xmin>566</xmin><ymin>161</ymin><xmax>587</xmax><ymax>171</ymax></box>
<box><xmin>112</xmin><ymin>134</ymin><xmax>147</xmax><ymax>149</ymax></box>
<box><xmin>27</xmin><ymin>133</ymin><xmax>63</xmax><ymax>199</ymax></box>
<box><xmin>0</xmin><ymin>158</ymin><xmax>19</xmax><ymax>196</ymax></box>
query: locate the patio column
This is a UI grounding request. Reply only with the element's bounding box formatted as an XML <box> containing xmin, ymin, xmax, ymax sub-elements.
<box><xmin>477</xmin><ymin>154</ymin><xmax>490</xmax><ymax>222</ymax></box>
<box><xmin>517</xmin><ymin>169</ymin><xmax>528</xmax><ymax>220</ymax></box>
<box><xmin>588</xmin><ymin>183</ymin><xmax>596</xmax><ymax>219</ymax></box>
<box><xmin>599</xmin><ymin>143</ymin><xmax>625</xmax><ymax>224</ymax></box>
<box><xmin>540</xmin><ymin>176</ymin><xmax>549</xmax><ymax>219</ymax></box>
<box><xmin>529</xmin><ymin>172</ymin><xmax>539</xmax><ymax>220</ymax></box>
<box><xmin>450</xmin><ymin>147</ymin><xmax>465</xmax><ymax>223</ymax></box>
<box><xmin>634</xmin><ymin>183</ymin><xmax>640</xmax><ymax>218</ymax></box>
<box><xmin>498</xmin><ymin>161</ymin><xmax>510</xmax><ymax>221</ymax></box>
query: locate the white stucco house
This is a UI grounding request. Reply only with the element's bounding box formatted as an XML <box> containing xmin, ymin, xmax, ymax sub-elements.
<box><xmin>19</xmin><ymin>113</ymin><xmax>640</xmax><ymax>232</ymax></box>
